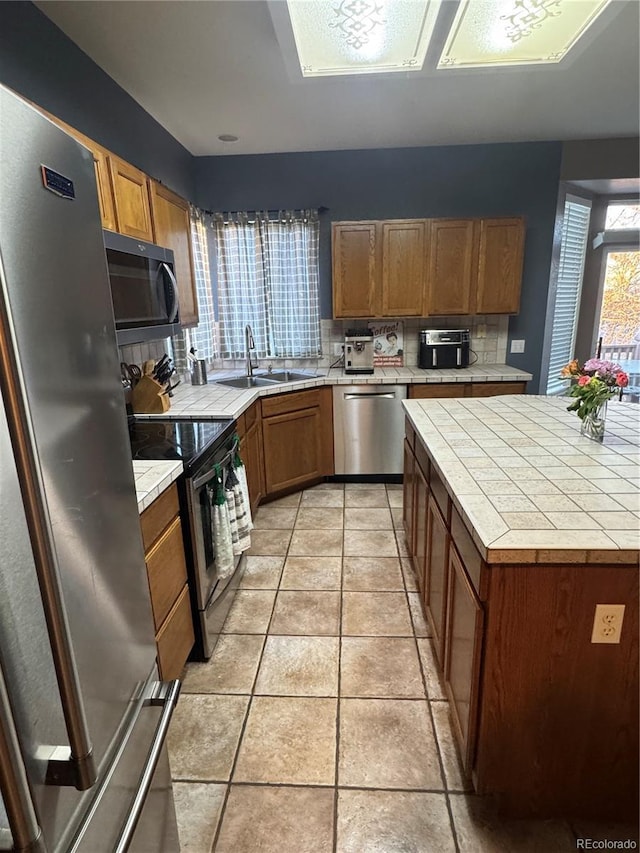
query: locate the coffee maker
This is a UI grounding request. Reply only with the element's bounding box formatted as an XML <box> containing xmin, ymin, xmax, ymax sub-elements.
<box><xmin>344</xmin><ymin>328</ymin><xmax>374</xmax><ymax>374</ymax></box>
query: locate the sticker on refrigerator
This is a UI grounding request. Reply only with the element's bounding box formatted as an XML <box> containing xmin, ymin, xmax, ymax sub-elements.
<box><xmin>369</xmin><ymin>321</ymin><xmax>404</xmax><ymax>367</ymax></box>
<box><xmin>41</xmin><ymin>165</ymin><xmax>75</xmax><ymax>199</ymax></box>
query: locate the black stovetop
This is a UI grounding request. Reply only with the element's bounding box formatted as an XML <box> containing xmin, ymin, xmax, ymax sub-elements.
<box><xmin>128</xmin><ymin>417</ymin><xmax>235</xmax><ymax>475</ymax></box>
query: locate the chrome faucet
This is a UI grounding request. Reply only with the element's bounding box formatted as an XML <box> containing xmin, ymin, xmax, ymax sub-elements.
<box><xmin>245</xmin><ymin>324</ymin><xmax>258</xmax><ymax>377</ymax></box>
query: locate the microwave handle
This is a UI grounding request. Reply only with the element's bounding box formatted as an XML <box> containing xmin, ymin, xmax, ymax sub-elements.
<box><xmin>159</xmin><ymin>263</ymin><xmax>179</xmax><ymax>323</ymax></box>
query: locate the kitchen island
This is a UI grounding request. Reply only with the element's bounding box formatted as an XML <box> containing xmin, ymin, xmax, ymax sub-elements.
<box><xmin>402</xmin><ymin>395</ymin><xmax>639</xmax><ymax>822</ymax></box>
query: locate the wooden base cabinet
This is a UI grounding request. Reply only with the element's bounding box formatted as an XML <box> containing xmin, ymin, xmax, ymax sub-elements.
<box><xmin>140</xmin><ymin>483</ymin><xmax>194</xmax><ymax>680</ymax></box>
<box><xmin>261</xmin><ymin>388</ymin><xmax>334</xmax><ymax>497</ymax></box>
<box><xmin>237</xmin><ymin>402</ymin><xmax>265</xmax><ymax>515</ymax></box>
<box><xmin>409</xmin><ymin>382</ymin><xmax>526</xmax><ymax>400</ymax></box>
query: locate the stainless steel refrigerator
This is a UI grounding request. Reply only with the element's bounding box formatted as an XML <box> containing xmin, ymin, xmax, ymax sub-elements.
<box><xmin>0</xmin><ymin>87</ymin><xmax>180</xmax><ymax>851</ymax></box>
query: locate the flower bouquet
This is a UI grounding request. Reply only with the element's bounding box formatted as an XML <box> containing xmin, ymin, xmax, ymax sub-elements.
<box><xmin>560</xmin><ymin>358</ymin><xmax>629</xmax><ymax>441</ymax></box>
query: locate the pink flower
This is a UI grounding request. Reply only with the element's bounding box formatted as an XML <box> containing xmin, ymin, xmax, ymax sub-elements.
<box><xmin>577</xmin><ymin>375</ymin><xmax>591</xmax><ymax>386</ymax></box>
<box><xmin>616</xmin><ymin>372</ymin><xmax>629</xmax><ymax>388</ymax></box>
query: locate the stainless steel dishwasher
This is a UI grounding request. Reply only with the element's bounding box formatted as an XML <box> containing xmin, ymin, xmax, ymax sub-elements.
<box><xmin>333</xmin><ymin>385</ymin><xmax>408</xmax><ymax>475</ymax></box>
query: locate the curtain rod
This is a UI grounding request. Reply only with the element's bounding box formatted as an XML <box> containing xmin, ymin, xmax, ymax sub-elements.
<box><xmin>199</xmin><ymin>205</ymin><xmax>329</xmax><ymax>217</ymax></box>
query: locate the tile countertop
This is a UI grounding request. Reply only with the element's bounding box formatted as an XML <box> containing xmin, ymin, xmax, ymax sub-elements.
<box><xmin>137</xmin><ymin>364</ymin><xmax>532</xmax><ymax>421</ymax></box>
<box><xmin>133</xmin><ymin>460</ymin><xmax>183</xmax><ymax>513</ymax></box>
<box><xmin>403</xmin><ymin>395</ymin><xmax>640</xmax><ymax>565</ymax></box>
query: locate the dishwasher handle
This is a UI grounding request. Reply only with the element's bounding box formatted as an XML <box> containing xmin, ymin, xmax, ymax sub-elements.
<box><xmin>343</xmin><ymin>392</ymin><xmax>397</xmax><ymax>400</ymax></box>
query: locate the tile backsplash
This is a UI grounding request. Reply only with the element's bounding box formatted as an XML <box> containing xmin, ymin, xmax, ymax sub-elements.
<box><xmin>119</xmin><ymin>317</ymin><xmax>508</xmax><ymax>376</ymax></box>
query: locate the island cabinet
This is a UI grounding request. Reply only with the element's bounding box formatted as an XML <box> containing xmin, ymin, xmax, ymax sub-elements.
<box><xmin>140</xmin><ymin>483</ymin><xmax>194</xmax><ymax>680</ymax></box>
<box><xmin>236</xmin><ymin>401</ymin><xmax>265</xmax><ymax>515</ymax></box>
<box><xmin>261</xmin><ymin>387</ymin><xmax>334</xmax><ymax>497</ymax></box>
<box><xmin>403</xmin><ymin>415</ymin><xmax>639</xmax><ymax>821</ymax></box>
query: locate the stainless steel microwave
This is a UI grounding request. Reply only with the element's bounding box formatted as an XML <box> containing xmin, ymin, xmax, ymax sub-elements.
<box><xmin>104</xmin><ymin>230</ymin><xmax>181</xmax><ymax>345</ymax></box>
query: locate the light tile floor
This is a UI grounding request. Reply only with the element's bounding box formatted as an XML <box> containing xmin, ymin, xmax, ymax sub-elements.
<box><xmin>168</xmin><ymin>483</ymin><xmax>638</xmax><ymax>852</ymax></box>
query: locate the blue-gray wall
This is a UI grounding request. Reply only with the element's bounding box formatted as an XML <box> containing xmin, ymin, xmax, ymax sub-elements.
<box><xmin>0</xmin><ymin>2</ymin><xmax>195</xmax><ymax>199</ymax></box>
<box><xmin>195</xmin><ymin>143</ymin><xmax>563</xmax><ymax>391</ymax></box>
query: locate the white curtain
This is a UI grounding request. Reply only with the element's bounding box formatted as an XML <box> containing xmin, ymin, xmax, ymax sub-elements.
<box><xmin>214</xmin><ymin>210</ymin><xmax>321</xmax><ymax>359</ymax></box>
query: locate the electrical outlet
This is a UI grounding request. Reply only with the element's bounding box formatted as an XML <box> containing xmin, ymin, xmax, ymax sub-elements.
<box><xmin>591</xmin><ymin>604</ymin><xmax>625</xmax><ymax>644</ymax></box>
<box><xmin>477</xmin><ymin>323</ymin><xmax>487</xmax><ymax>339</ymax></box>
<box><xmin>333</xmin><ymin>343</ymin><xmax>344</xmax><ymax>356</ymax></box>
<box><xmin>510</xmin><ymin>339</ymin><xmax>525</xmax><ymax>354</ymax></box>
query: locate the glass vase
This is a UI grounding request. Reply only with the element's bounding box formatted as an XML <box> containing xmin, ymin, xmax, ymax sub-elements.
<box><xmin>580</xmin><ymin>401</ymin><xmax>607</xmax><ymax>443</ymax></box>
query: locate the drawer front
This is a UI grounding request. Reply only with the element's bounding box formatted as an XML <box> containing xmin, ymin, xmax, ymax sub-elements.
<box><xmin>156</xmin><ymin>585</ymin><xmax>194</xmax><ymax>680</ymax></box>
<box><xmin>470</xmin><ymin>382</ymin><xmax>526</xmax><ymax>397</ymax></box>
<box><xmin>409</xmin><ymin>384</ymin><xmax>469</xmax><ymax>399</ymax></box>
<box><xmin>140</xmin><ymin>483</ymin><xmax>179</xmax><ymax>551</ymax></box>
<box><xmin>261</xmin><ymin>388</ymin><xmax>320</xmax><ymax>418</ymax></box>
<box><xmin>146</xmin><ymin>517</ymin><xmax>188</xmax><ymax>629</ymax></box>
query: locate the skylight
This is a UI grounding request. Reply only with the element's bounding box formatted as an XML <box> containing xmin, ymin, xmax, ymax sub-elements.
<box><xmin>438</xmin><ymin>0</ymin><xmax>614</xmax><ymax>69</ymax></box>
<box><xmin>284</xmin><ymin>0</ymin><xmax>615</xmax><ymax>77</ymax></box>
<box><xmin>285</xmin><ymin>0</ymin><xmax>442</xmax><ymax>77</ymax></box>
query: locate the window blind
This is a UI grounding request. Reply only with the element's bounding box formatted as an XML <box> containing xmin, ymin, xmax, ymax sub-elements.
<box><xmin>546</xmin><ymin>196</ymin><xmax>592</xmax><ymax>395</ymax></box>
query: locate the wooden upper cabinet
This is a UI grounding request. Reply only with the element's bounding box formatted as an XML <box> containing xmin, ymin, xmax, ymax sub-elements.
<box><xmin>108</xmin><ymin>156</ymin><xmax>154</xmax><ymax>242</ymax></box>
<box><xmin>427</xmin><ymin>219</ymin><xmax>476</xmax><ymax>316</ymax></box>
<box><xmin>476</xmin><ymin>218</ymin><xmax>525</xmax><ymax>314</ymax></box>
<box><xmin>90</xmin><ymin>145</ymin><xmax>117</xmax><ymax>232</ymax></box>
<box><xmin>381</xmin><ymin>220</ymin><xmax>426</xmax><ymax>316</ymax></box>
<box><xmin>149</xmin><ymin>181</ymin><xmax>199</xmax><ymax>327</ymax></box>
<box><xmin>332</xmin><ymin>222</ymin><xmax>378</xmax><ymax>318</ymax></box>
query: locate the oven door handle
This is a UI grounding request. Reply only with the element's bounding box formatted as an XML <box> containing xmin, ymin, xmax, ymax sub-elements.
<box><xmin>192</xmin><ymin>437</ymin><xmax>240</xmax><ymax>491</ymax></box>
<box><xmin>192</xmin><ymin>467</ymin><xmax>219</xmax><ymax>491</ymax></box>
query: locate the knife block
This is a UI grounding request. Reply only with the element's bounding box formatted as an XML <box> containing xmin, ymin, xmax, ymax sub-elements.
<box><xmin>131</xmin><ymin>375</ymin><xmax>171</xmax><ymax>414</ymax></box>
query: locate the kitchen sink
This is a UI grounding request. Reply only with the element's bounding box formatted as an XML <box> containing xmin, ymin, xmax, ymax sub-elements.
<box><xmin>216</xmin><ymin>371</ymin><xmax>316</xmax><ymax>389</ymax></box>
<box><xmin>262</xmin><ymin>370</ymin><xmax>316</xmax><ymax>383</ymax></box>
<box><xmin>216</xmin><ymin>376</ymin><xmax>280</xmax><ymax>389</ymax></box>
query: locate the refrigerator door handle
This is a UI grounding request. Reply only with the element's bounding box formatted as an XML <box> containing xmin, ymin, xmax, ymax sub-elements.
<box><xmin>0</xmin><ymin>664</ymin><xmax>47</xmax><ymax>853</ymax></box>
<box><xmin>113</xmin><ymin>680</ymin><xmax>181</xmax><ymax>853</ymax></box>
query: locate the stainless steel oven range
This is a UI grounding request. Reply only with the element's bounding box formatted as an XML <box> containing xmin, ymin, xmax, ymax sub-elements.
<box><xmin>128</xmin><ymin>417</ymin><xmax>244</xmax><ymax>659</ymax></box>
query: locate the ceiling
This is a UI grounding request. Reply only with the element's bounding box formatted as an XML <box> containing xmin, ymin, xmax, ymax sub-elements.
<box><xmin>36</xmin><ymin>0</ymin><xmax>640</xmax><ymax>157</ymax></box>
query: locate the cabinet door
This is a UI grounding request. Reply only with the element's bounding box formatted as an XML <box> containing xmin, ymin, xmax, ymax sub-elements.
<box><xmin>425</xmin><ymin>495</ymin><xmax>449</xmax><ymax>666</ymax></box>
<box><xmin>427</xmin><ymin>220</ymin><xmax>476</xmax><ymax>315</ymax></box>
<box><xmin>445</xmin><ymin>544</ymin><xmax>484</xmax><ymax>774</ymax></box>
<box><xmin>381</xmin><ymin>220</ymin><xmax>426</xmax><ymax>316</ymax></box>
<box><xmin>108</xmin><ymin>156</ymin><xmax>154</xmax><ymax>242</ymax></box>
<box><xmin>262</xmin><ymin>406</ymin><xmax>324</xmax><ymax>494</ymax></box>
<box><xmin>402</xmin><ymin>439</ymin><xmax>415</xmax><ymax>557</ymax></box>
<box><xmin>332</xmin><ymin>222</ymin><xmax>378</xmax><ymax>318</ymax></box>
<box><xmin>88</xmin><ymin>145</ymin><xmax>117</xmax><ymax>231</ymax></box>
<box><xmin>412</xmin><ymin>460</ymin><xmax>428</xmax><ymax>594</ymax></box>
<box><xmin>244</xmin><ymin>409</ymin><xmax>265</xmax><ymax>514</ymax></box>
<box><xmin>149</xmin><ymin>181</ymin><xmax>199</xmax><ymax>327</ymax></box>
<box><xmin>476</xmin><ymin>218</ymin><xmax>525</xmax><ymax>314</ymax></box>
